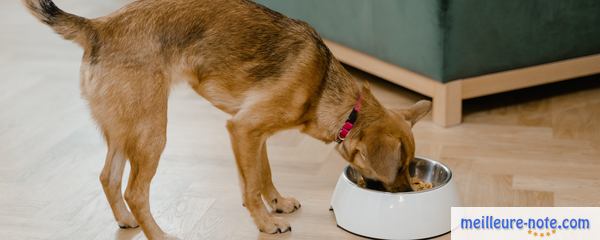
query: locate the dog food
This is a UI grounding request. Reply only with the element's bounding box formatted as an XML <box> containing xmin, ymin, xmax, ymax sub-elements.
<box><xmin>356</xmin><ymin>175</ymin><xmax>433</xmax><ymax>192</ymax></box>
<box><xmin>410</xmin><ymin>177</ymin><xmax>433</xmax><ymax>191</ymax></box>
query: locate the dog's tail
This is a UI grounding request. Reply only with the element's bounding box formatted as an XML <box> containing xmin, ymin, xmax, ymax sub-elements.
<box><xmin>22</xmin><ymin>0</ymin><xmax>95</xmax><ymax>47</ymax></box>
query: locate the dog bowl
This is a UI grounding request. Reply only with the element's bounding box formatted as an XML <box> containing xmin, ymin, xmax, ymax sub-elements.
<box><xmin>330</xmin><ymin>156</ymin><xmax>461</xmax><ymax>240</ymax></box>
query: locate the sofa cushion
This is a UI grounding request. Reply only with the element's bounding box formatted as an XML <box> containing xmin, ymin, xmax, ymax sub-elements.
<box><xmin>444</xmin><ymin>0</ymin><xmax>600</xmax><ymax>81</ymax></box>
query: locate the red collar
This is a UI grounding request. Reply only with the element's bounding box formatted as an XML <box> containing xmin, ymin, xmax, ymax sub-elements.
<box><xmin>336</xmin><ymin>94</ymin><xmax>362</xmax><ymax>143</ymax></box>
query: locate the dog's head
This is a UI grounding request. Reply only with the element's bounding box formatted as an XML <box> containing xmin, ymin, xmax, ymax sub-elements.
<box><xmin>336</xmin><ymin>100</ymin><xmax>431</xmax><ymax>192</ymax></box>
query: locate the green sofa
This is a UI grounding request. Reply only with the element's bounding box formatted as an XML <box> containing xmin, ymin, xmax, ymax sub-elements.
<box><xmin>254</xmin><ymin>0</ymin><xmax>600</xmax><ymax>126</ymax></box>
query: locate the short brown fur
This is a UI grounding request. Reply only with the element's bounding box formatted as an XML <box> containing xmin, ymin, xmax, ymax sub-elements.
<box><xmin>23</xmin><ymin>0</ymin><xmax>431</xmax><ymax>239</ymax></box>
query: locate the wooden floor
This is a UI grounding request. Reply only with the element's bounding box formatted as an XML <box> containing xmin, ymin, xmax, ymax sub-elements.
<box><xmin>2</xmin><ymin>1</ymin><xmax>600</xmax><ymax>239</ymax></box>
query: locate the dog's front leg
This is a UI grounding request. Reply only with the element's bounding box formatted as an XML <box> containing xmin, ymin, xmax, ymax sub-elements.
<box><xmin>259</xmin><ymin>144</ymin><xmax>301</xmax><ymax>214</ymax></box>
<box><xmin>226</xmin><ymin>120</ymin><xmax>292</xmax><ymax>234</ymax></box>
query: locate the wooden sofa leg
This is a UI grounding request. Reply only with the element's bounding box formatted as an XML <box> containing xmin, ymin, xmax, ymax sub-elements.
<box><xmin>433</xmin><ymin>81</ymin><xmax>462</xmax><ymax>127</ymax></box>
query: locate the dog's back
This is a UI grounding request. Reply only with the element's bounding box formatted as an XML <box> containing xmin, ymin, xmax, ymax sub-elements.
<box><xmin>94</xmin><ymin>0</ymin><xmax>319</xmax><ymax>65</ymax></box>
<box><xmin>25</xmin><ymin>0</ymin><xmax>330</xmax><ymax>114</ymax></box>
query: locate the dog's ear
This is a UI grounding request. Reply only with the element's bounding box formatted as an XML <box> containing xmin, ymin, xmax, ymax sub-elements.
<box><xmin>355</xmin><ymin>135</ymin><xmax>401</xmax><ymax>184</ymax></box>
<box><xmin>392</xmin><ymin>100</ymin><xmax>432</xmax><ymax>127</ymax></box>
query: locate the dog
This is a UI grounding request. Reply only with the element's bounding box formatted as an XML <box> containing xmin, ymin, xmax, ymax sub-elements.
<box><xmin>23</xmin><ymin>0</ymin><xmax>432</xmax><ymax>239</ymax></box>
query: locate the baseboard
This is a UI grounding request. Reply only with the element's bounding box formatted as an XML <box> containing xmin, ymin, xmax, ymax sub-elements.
<box><xmin>460</xmin><ymin>54</ymin><xmax>600</xmax><ymax>99</ymax></box>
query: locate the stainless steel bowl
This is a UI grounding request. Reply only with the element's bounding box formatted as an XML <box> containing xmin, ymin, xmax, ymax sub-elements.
<box><xmin>345</xmin><ymin>157</ymin><xmax>452</xmax><ymax>192</ymax></box>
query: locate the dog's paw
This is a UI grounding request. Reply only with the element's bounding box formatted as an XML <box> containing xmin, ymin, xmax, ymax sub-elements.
<box><xmin>257</xmin><ymin>216</ymin><xmax>292</xmax><ymax>234</ymax></box>
<box><xmin>117</xmin><ymin>216</ymin><xmax>139</xmax><ymax>229</ymax></box>
<box><xmin>270</xmin><ymin>196</ymin><xmax>301</xmax><ymax>214</ymax></box>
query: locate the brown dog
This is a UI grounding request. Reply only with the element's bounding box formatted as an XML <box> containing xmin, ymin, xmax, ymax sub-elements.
<box><xmin>23</xmin><ymin>0</ymin><xmax>431</xmax><ymax>239</ymax></box>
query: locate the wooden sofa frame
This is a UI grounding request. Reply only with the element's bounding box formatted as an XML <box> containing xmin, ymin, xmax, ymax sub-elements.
<box><xmin>325</xmin><ymin>40</ymin><xmax>600</xmax><ymax>127</ymax></box>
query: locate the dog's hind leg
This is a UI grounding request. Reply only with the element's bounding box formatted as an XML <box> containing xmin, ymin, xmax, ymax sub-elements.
<box><xmin>259</xmin><ymin>143</ymin><xmax>301</xmax><ymax>214</ymax></box>
<box><xmin>86</xmin><ymin>67</ymin><xmax>175</xmax><ymax>239</ymax></box>
<box><xmin>122</xmin><ymin>114</ymin><xmax>174</xmax><ymax>239</ymax></box>
<box><xmin>99</xmin><ymin>139</ymin><xmax>138</xmax><ymax>228</ymax></box>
